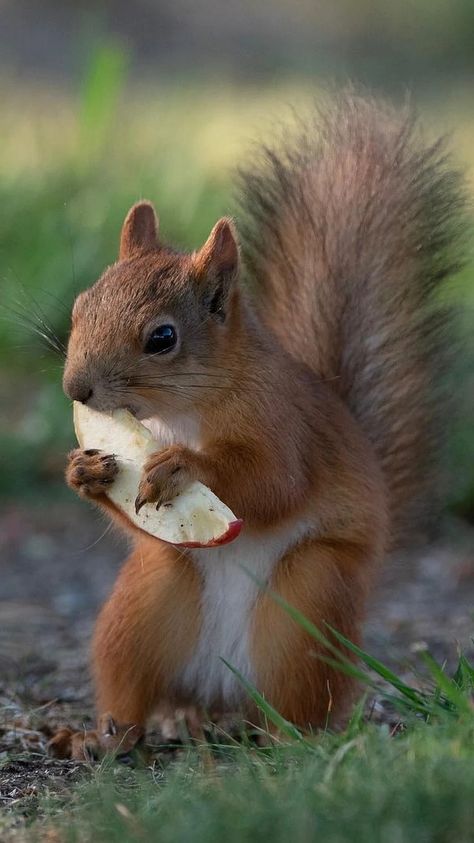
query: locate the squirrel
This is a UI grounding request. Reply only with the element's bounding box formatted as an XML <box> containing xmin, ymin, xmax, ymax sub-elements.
<box><xmin>50</xmin><ymin>92</ymin><xmax>465</xmax><ymax>760</ymax></box>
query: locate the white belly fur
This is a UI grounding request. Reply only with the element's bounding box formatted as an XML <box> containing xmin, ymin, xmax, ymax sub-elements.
<box><xmin>141</xmin><ymin>414</ymin><xmax>314</xmax><ymax>709</ymax></box>
<box><xmin>176</xmin><ymin>519</ymin><xmax>314</xmax><ymax>709</ymax></box>
<box><xmin>142</xmin><ymin>414</ymin><xmax>201</xmax><ymax>450</ymax></box>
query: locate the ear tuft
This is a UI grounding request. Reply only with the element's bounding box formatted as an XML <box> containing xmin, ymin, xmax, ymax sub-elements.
<box><xmin>193</xmin><ymin>218</ymin><xmax>240</xmax><ymax>320</ymax></box>
<box><xmin>119</xmin><ymin>201</ymin><xmax>159</xmax><ymax>260</ymax></box>
<box><xmin>194</xmin><ymin>218</ymin><xmax>239</xmax><ymax>278</ymax></box>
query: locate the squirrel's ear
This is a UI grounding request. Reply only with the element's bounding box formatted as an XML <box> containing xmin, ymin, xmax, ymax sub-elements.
<box><xmin>119</xmin><ymin>201</ymin><xmax>159</xmax><ymax>260</ymax></box>
<box><xmin>193</xmin><ymin>218</ymin><xmax>240</xmax><ymax>320</ymax></box>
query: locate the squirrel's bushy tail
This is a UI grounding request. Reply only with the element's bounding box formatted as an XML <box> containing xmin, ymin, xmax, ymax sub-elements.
<box><xmin>239</xmin><ymin>91</ymin><xmax>466</xmax><ymax>547</ymax></box>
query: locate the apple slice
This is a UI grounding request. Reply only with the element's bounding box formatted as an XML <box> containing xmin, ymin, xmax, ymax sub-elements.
<box><xmin>73</xmin><ymin>402</ymin><xmax>242</xmax><ymax>547</ymax></box>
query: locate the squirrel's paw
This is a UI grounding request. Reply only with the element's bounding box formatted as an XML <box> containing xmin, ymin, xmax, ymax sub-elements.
<box><xmin>66</xmin><ymin>448</ymin><xmax>118</xmax><ymax>498</ymax></box>
<box><xmin>135</xmin><ymin>445</ymin><xmax>195</xmax><ymax>513</ymax></box>
<box><xmin>156</xmin><ymin>702</ymin><xmax>209</xmax><ymax>743</ymax></box>
<box><xmin>47</xmin><ymin>715</ymin><xmax>144</xmax><ymax>764</ymax></box>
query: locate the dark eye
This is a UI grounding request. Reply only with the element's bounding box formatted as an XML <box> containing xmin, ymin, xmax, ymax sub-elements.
<box><xmin>144</xmin><ymin>324</ymin><xmax>177</xmax><ymax>355</ymax></box>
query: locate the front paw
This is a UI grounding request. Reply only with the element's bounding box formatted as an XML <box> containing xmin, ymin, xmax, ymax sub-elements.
<box><xmin>66</xmin><ymin>448</ymin><xmax>118</xmax><ymax>498</ymax></box>
<box><xmin>48</xmin><ymin>715</ymin><xmax>145</xmax><ymax>763</ymax></box>
<box><xmin>135</xmin><ymin>445</ymin><xmax>194</xmax><ymax>513</ymax></box>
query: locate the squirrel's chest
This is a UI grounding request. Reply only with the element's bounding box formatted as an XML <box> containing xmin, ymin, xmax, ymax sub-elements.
<box><xmin>173</xmin><ymin>521</ymin><xmax>312</xmax><ymax>709</ymax></box>
<box><xmin>142</xmin><ymin>414</ymin><xmax>201</xmax><ymax>450</ymax></box>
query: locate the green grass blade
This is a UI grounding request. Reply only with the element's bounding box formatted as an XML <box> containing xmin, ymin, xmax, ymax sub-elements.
<box><xmin>264</xmin><ymin>588</ymin><xmax>430</xmax><ymax>713</ymax></box>
<box><xmin>325</xmin><ymin>624</ymin><xmax>428</xmax><ymax>708</ymax></box>
<box><xmin>421</xmin><ymin>652</ymin><xmax>473</xmax><ymax>716</ymax></box>
<box><xmin>237</xmin><ymin>564</ymin><xmax>431</xmax><ymax>715</ymax></box>
<box><xmin>237</xmin><ymin>564</ymin><xmax>336</xmax><ymax>651</ymax></box>
<box><xmin>315</xmin><ymin>654</ymin><xmax>378</xmax><ymax>687</ymax></box>
<box><xmin>346</xmin><ymin>694</ymin><xmax>367</xmax><ymax>736</ymax></box>
<box><xmin>221</xmin><ymin>659</ymin><xmax>307</xmax><ymax>744</ymax></box>
<box><xmin>453</xmin><ymin>653</ymin><xmax>474</xmax><ymax>691</ymax></box>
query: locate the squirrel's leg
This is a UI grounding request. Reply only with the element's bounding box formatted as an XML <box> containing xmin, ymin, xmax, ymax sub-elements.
<box><xmin>49</xmin><ymin>541</ymin><xmax>202</xmax><ymax>761</ymax></box>
<box><xmin>251</xmin><ymin>536</ymin><xmax>376</xmax><ymax>730</ymax></box>
<box><xmin>93</xmin><ymin>541</ymin><xmax>201</xmax><ymax>750</ymax></box>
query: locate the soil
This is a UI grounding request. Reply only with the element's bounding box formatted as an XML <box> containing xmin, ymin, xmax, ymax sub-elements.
<box><xmin>1</xmin><ymin>500</ymin><xmax>473</xmax><ymax>822</ymax></box>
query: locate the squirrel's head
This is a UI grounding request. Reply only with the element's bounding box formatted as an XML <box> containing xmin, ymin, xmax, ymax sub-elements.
<box><xmin>63</xmin><ymin>201</ymin><xmax>241</xmax><ymax>419</ymax></box>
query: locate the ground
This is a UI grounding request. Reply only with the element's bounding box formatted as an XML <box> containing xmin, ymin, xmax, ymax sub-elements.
<box><xmin>1</xmin><ymin>500</ymin><xmax>473</xmax><ymax>821</ymax></box>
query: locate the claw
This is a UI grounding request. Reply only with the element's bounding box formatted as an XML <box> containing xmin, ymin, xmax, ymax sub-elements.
<box><xmin>135</xmin><ymin>495</ymin><xmax>146</xmax><ymax>515</ymax></box>
<box><xmin>101</xmin><ymin>714</ymin><xmax>118</xmax><ymax>737</ymax></box>
<box><xmin>101</xmin><ymin>454</ymin><xmax>117</xmax><ymax>467</ymax></box>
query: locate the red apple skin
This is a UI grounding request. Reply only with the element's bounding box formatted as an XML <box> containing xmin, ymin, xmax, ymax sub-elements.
<box><xmin>173</xmin><ymin>519</ymin><xmax>243</xmax><ymax>549</ymax></box>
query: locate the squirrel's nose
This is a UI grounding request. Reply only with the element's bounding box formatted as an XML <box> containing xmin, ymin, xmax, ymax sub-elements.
<box><xmin>63</xmin><ymin>376</ymin><xmax>93</xmax><ymax>404</ymax></box>
<box><xmin>77</xmin><ymin>386</ymin><xmax>93</xmax><ymax>404</ymax></box>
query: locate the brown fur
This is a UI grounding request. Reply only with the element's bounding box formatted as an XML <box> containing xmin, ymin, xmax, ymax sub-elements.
<box><xmin>252</xmin><ymin>535</ymin><xmax>378</xmax><ymax>727</ymax></box>
<box><xmin>92</xmin><ymin>539</ymin><xmax>202</xmax><ymax>721</ymax></box>
<box><xmin>55</xmin><ymin>92</ymin><xmax>465</xmax><ymax>758</ymax></box>
<box><xmin>239</xmin><ymin>91</ymin><xmax>466</xmax><ymax>546</ymax></box>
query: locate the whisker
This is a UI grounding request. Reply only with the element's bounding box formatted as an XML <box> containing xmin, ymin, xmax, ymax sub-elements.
<box><xmin>132</xmin><ymin>386</ymin><xmax>231</xmax><ymax>392</ymax></box>
<box><xmin>18</xmin><ymin>286</ymin><xmax>68</xmax><ymax>346</ymax></box>
<box><xmin>128</xmin><ymin>374</ymin><xmax>231</xmax><ymax>384</ymax></box>
<box><xmin>75</xmin><ymin>520</ymin><xmax>114</xmax><ymax>554</ymax></box>
<box><xmin>4</xmin><ymin>290</ymin><xmax>67</xmax><ymax>358</ymax></box>
<box><xmin>36</xmin><ymin>287</ymin><xmax>72</xmax><ymax>316</ymax></box>
<box><xmin>138</xmin><ymin>373</ymin><xmax>231</xmax><ymax>381</ymax></box>
<box><xmin>126</xmin><ymin>373</ymin><xmax>236</xmax><ymax>386</ymax></box>
<box><xmin>2</xmin><ymin>306</ymin><xmax>66</xmax><ymax>358</ymax></box>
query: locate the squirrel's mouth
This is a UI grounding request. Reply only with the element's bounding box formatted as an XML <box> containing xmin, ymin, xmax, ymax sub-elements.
<box><xmin>83</xmin><ymin>389</ymin><xmax>141</xmax><ymax>418</ymax></box>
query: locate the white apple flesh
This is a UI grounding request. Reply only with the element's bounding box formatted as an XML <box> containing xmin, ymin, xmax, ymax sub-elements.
<box><xmin>73</xmin><ymin>402</ymin><xmax>243</xmax><ymax>548</ymax></box>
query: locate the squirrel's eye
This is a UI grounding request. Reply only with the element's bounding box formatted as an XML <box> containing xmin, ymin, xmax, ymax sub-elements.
<box><xmin>144</xmin><ymin>324</ymin><xmax>177</xmax><ymax>355</ymax></box>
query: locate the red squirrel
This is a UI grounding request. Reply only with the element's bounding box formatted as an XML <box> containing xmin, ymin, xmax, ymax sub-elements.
<box><xmin>51</xmin><ymin>92</ymin><xmax>464</xmax><ymax>759</ymax></box>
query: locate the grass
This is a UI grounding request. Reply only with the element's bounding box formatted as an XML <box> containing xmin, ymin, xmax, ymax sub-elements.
<box><xmin>3</xmin><ymin>637</ymin><xmax>473</xmax><ymax>843</ymax></box>
<box><xmin>42</xmin><ymin>722</ymin><xmax>474</xmax><ymax>843</ymax></box>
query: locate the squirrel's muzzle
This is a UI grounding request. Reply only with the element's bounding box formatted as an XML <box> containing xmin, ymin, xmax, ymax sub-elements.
<box><xmin>63</xmin><ymin>371</ymin><xmax>94</xmax><ymax>405</ymax></box>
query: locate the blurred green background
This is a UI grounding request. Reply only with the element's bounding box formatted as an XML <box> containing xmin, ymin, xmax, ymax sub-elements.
<box><xmin>0</xmin><ymin>0</ymin><xmax>473</xmax><ymax>517</ymax></box>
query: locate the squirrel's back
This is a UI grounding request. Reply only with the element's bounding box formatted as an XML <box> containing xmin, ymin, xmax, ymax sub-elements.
<box><xmin>239</xmin><ymin>91</ymin><xmax>466</xmax><ymax>547</ymax></box>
